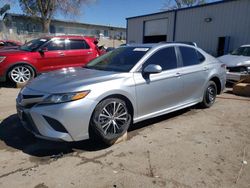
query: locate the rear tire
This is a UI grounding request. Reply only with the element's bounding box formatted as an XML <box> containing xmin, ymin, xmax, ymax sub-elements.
<box><xmin>200</xmin><ymin>81</ymin><xmax>217</xmax><ymax>108</ymax></box>
<box><xmin>8</xmin><ymin>65</ymin><xmax>34</xmax><ymax>85</ymax></box>
<box><xmin>90</xmin><ymin>98</ymin><xmax>132</xmax><ymax>145</ymax></box>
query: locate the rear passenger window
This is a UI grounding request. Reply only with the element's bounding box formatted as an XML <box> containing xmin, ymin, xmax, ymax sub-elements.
<box><xmin>179</xmin><ymin>47</ymin><xmax>201</xmax><ymax>66</ymax></box>
<box><xmin>69</xmin><ymin>40</ymin><xmax>90</xmax><ymax>50</ymax></box>
<box><xmin>143</xmin><ymin>47</ymin><xmax>177</xmax><ymax>71</ymax></box>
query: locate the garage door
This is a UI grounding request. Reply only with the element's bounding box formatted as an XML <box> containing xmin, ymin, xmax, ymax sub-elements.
<box><xmin>144</xmin><ymin>18</ymin><xmax>168</xmax><ymax>43</ymax></box>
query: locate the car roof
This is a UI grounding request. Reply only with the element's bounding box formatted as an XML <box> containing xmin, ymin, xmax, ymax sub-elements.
<box><xmin>41</xmin><ymin>35</ymin><xmax>96</xmax><ymax>40</ymax></box>
<box><xmin>0</xmin><ymin>40</ymin><xmax>22</xmax><ymax>45</ymax></box>
<box><xmin>241</xmin><ymin>44</ymin><xmax>250</xmax><ymax>47</ymax></box>
<box><xmin>124</xmin><ymin>42</ymin><xmax>197</xmax><ymax>49</ymax></box>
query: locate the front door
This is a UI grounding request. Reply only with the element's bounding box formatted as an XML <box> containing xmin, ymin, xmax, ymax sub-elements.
<box><xmin>134</xmin><ymin>46</ymin><xmax>183</xmax><ymax>121</ymax></box>
<box><xmin>37</xmin><ymin>38</ymin><xmax>66</xmax><ymax>72</ymax></box>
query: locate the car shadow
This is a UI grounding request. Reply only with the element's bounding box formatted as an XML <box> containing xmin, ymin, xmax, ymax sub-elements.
<box><xmin>0</xmin><ymin>81</ymin><xmax>16</xmax><ymax>88</ymax></box>
<box><xmin>224</xmin><ymin>90</ymin><xmax>234</xmax><ymax>95</ymax></box>
<box><xmin>0</xmin><ymin>114</ymin><xmax>108</xmax><ymax>157</ymax></box>
<box><xmin>0</xmin><ymin>108</ymin><xmax>192</xmax><ymax>157</ymax></box>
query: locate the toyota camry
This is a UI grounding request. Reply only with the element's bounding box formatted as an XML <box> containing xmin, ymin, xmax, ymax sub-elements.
<box><xmin>16</xmin><ymin>43</ymin><xmax>226</xmax><ymax>145</ymax></box>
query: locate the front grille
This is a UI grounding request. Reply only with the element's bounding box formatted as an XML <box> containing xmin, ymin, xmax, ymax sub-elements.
<box><xmin>17</xmin><ymin>93</ymin><xmax>44</xmax><ymax>109</ymax></box>
<box><xmin>22</xmin><ymin>95</ymin><xmax>44</xmax><ymax>99</ymax></box>
<box><xmin>227</xmin><ymin>66</ymin><xmax>247</xmax><ymax>73</ymax></box>
<box><xmin>24</xmin><ymin>104</ymin><xmax>37</xmax><ymax>109</ymax></box>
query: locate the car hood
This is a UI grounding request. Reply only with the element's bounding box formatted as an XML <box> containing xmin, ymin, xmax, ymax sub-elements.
<box><xmin>0</xmin><ymin>49</ymin><xmax>28</xmax><ymax>55</ymax></box>
<box><xmin>26</xmin><ymin>67</ymin><xmax>121</xmax><ymax>93</ymax></box>
<box><xmin>217</xmin><ymin>54</ymin><xmax>250</xmax><ymax>67</ymax></box>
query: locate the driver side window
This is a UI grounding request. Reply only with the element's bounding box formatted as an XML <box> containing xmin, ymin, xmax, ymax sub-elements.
<box><xmin>47</xmin><ymin>39</ymin><xmax>65</xmax><ymax>51</ymax></box>
<box><xmin>143</xmin><ymin>47</ymin><xmax>177</xmax><ymax>71</ymax></box>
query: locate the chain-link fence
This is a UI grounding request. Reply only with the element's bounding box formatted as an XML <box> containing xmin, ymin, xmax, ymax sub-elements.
<box><xmin>0</xmin><ymin>28</ymin><xmax>126</xmax><ymax>48</ymax></box>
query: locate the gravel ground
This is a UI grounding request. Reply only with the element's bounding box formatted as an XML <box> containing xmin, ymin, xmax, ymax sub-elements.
<box><xmin>0</xmin><ymin>85</ymin><xmax>249</xmax><ymax>188</ymax></box>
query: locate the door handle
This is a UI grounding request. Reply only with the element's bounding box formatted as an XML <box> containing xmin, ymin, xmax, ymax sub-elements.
<box><xmin>204</xmin><ymin>66</ymin><xmax>209</xmax><ymax>71</ymax></box>
<box><xmin>87</xmin><ymin>51</ymin><xmax>93</xmax><ymax>54</ymax></box>
<box><xmin>175</xmin><ymin>72</ymin><xmax>182</xmax><ymax>77</ymax></box>
<box><xmin>58</xmin><ymin>52</ymin><xmax>65</xmax><ymax>56</ymax></box>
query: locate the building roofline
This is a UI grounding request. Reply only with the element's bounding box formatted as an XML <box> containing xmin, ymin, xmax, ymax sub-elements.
<box><xmin>3</xmin><ymin>13</ymin><xmax>125</xmax><ymax>29</ymax></box>
<box><xmin>126</xmin><ymin>0</ymin><xmax>237</xmax><ymax>20</ymax></box>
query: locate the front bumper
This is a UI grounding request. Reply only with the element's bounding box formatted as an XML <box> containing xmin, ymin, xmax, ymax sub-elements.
<box><xmin>17</xmin><ymin>98</ymin><xmax>98</xmax><ymax>142</ymax></box>
<box><xmin>226</xmin><ymin>72</ymin><xmax>249</xmax><ymax>82</ymax></box>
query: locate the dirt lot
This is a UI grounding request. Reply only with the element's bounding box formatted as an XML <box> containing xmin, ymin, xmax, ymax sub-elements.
<box><xmin>0</xmin><ymin>85</ymin><xmax>249</xmax><ymax>188</ymax></box>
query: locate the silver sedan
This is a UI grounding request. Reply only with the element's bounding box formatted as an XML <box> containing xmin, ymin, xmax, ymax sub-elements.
<box><xmin>16</xmin><ymin>43</ymin><xmax>226</xmax><ymax>145</ymax></box>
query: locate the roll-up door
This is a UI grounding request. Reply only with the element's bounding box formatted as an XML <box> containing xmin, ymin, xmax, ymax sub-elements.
<box><xmin>144</xmin><ymin>18</ymin><xmax>168</xmax><ymax>43</ymax></box>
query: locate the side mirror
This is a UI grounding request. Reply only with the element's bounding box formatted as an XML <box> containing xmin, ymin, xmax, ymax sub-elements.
<box><xmin>38</xmin><ymin>47</ymin><xmax>48</xmax><ymax>53</ymax></box>
<box><xmin>143</xmin><ymin>64</ymin><xmax>162</xmax><ymax>75</ymax></box>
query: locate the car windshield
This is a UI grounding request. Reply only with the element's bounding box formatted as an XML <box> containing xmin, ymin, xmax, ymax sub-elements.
<box><xmin>19</xmin><ymin>38</ymin><xmax>49</xmax><ymax>51</ymax></box>
<box><xmin>231</xmin><ymin>47</ymin><xmax>250</xmax><ymax>56</ymax></box>
<box><xmin>85</xmin><ymin>47</ymin><xmax>150</xmax><ymax>72</ymax></box>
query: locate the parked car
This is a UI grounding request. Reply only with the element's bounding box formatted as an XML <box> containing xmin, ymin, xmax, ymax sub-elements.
<box><xmin>218</xmin><ymin>45</ymin><xmax>250</xmax><ymax>74</ymax></box>
<box><xmin>0</xmin><ymin>36</ymin><xmax>103</xmax><ymax>84</ymax></box>
<box><xmin>16</xmin><ymin>43</ymin><xmax>226</xmax><ymax>145</ymax></box>
<box><xmin>0</xmin><ymin>40</ymin><xmax>23</xmax><ymax>50</ymax></box>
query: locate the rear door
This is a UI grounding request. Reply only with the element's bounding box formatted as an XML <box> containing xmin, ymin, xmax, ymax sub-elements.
<box><xmin>64</xmin><ymin>39</ymin><xmax>97</xmax><ymax>67</ymax></box>
<box><xmin>37</xmin><ymin>38</ymin><xmax>67</xmax><ymax>72</ymax></box>
<box><xmin>177</xmin><ymin>46</ymin><xmax>209</xmax><ymax>104</ymax></box>
<box><xmin>134</xmin><ymin>46</ymin><xmax>183</xmax><ymax>120</ymax></box>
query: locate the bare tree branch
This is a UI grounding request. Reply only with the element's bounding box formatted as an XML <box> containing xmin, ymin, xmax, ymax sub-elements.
<box><xmin>18</xmin><ymin>0</ymin><xmax>97</xmax><ymax>33</ymax></box>
<box><xmin>162</xmin><ymin>0</ymin><xmax>207</xmax><ymax>10</ymax></box>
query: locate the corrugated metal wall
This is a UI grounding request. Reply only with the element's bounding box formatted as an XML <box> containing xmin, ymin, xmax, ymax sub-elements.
<box><xmin>127</xmin><ymin>0</ymin><xmax>250</xmax><ymax>56</ymax></box>
<box><xmin>175</xmin><ymin>0</ymin><xmax>250</xmax><ymax>55</ymax></box>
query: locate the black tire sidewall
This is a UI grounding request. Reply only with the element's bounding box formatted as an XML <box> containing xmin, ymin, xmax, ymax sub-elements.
<box><xmin>202</xmin><ymin>81</ymin><xmax>217</xmax><ymax>108</ymax></box>
<box><xmin>90</xmin><ymin>98</ymin><xmax>131</xmax><ymax>144</ymax></box>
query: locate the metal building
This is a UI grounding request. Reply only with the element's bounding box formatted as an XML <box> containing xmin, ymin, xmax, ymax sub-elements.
<box><xmin>126</xmin><ymin>0</ymin><xmax>250</xmax><ymax>56</ymax></box>
<box><xmin>2</xmin><ymin>13</ymin><xmax>126</xmax><ymax>40</ymax></box>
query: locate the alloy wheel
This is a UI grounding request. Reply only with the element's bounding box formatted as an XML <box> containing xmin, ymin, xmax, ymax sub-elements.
<box><xmin>206</xmin><ymin>85</ymin><xmax>216</xmax><ymax>104</ymax></box>
<box><xmin>10</xmin><ymin>66</ymin><xmax>32</xmax><ymax>83</ymax></box>
<box><xmin>98</xmin><ymin>101</ymin><xmax>129</xmax><ymax>135</ymax></box>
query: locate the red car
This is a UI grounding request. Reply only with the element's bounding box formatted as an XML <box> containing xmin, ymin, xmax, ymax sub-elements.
<box><xmin>0</xmin><ymin>36</ymin><xmax>103</xmax><ymax>84</ymax></box>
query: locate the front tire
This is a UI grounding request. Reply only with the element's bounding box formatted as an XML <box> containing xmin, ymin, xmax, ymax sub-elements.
<box><xmin>200</xmin><ymin>81</ymin><xmax>217</xmax><ymax>108</ymax></box>
<box><xmin>9</xmin><ymin>65</ymin><xmax>34</xmax><ymax>85</ymax></box>
<box><xmin>90</xmin><ymin>98</ymin><xmax>132</xmax><ymax>145</ymax></box>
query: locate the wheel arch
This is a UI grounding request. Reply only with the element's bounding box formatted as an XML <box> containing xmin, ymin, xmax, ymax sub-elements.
<box><xmin>209</xmin><ymin>76</ymin><xmax>222</xmax><ymax>94</ymax></box>
<box><xmin>6</xmin><ymin>62</ymin><xmax>37</xmax><ymax>79</ymax></box>
<box><xmin>101</xmin><ymin>94</ymin><xmax>134</xmax><ymax>118</ymax></box>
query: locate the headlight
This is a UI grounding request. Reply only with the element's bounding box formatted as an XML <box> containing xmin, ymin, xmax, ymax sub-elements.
<box><xmin>43</xmin><ymin>91</ymin><xmax>90</xmax><ymax>104</ymax></box>
<box><xmin>0</xmin><ymin>56</ymin><xmax>6</xmax><ymax>63</ymax></box>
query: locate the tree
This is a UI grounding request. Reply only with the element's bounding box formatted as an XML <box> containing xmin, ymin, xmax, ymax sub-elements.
<box><xmin>162</xmin><ymin>0</ymin><xmax>207</xmax><ymax>10</ymax></box>
<box><xmin>0</xmin><ymin>4</ymin><xmax>10</xmax><ymax>16</ymax></box>
<box><xmin>19</xmin><ymin>0</ymin><xmax>96</xmax><ymax>33</ymax></box>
